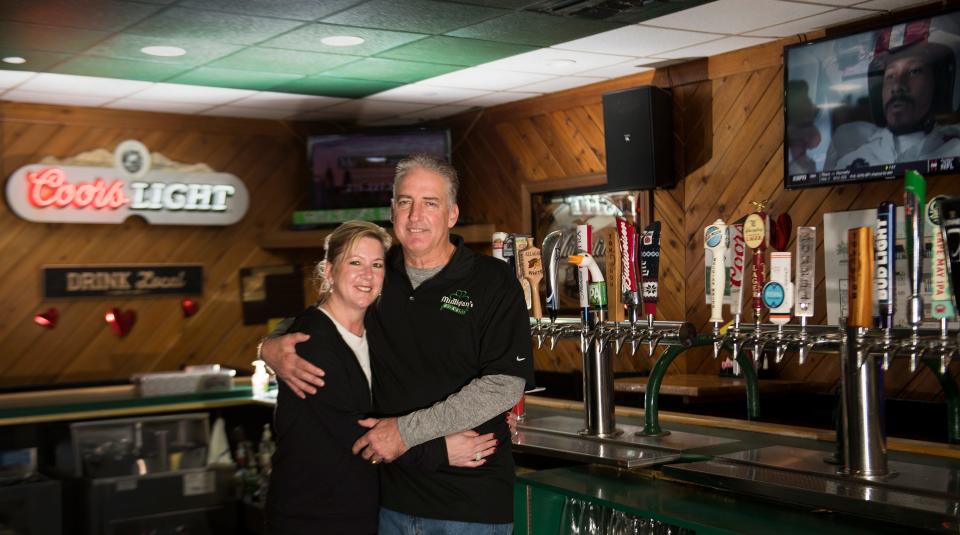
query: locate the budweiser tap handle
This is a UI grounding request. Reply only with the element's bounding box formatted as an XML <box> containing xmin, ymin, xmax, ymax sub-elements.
<box><xmin>875</xmin><ymin>203</ymin><xmax>896</xmax><ymax>329</ymax></box>
<box><xmin>704</xmin><ymin>219</ymin><xmax>728</xmax><ymax>324</ymax></box>
<box><xmin>847</xmin><ymin>227</ymin><xmax>874</xmax><ymax>329</ymax></box>
<box><xmin>904</xmin><ymin>170</ymin><xmax>926</xmax><ymax>330</ymax></box>
<box><xmin>540</xmin><ymin>230</ymin><xmax>563</xmax><ymax>324</ymax></box>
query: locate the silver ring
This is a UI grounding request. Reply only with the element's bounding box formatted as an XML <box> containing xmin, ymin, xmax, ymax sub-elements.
<box><xmin>371</xmin><ymin>457</ymin><xmax>380</xmax><ymax>464</ymax></box>
<box><xmin>474</xmin><ymin>452</ymin><xmax>482</xmax><ymax>461</ymax></box>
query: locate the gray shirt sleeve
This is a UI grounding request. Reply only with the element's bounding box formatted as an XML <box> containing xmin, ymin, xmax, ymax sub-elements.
<box><xmin>397</xmin><ymin>374</ymin><xmax>525</xmax><ymax>448</ymax></box>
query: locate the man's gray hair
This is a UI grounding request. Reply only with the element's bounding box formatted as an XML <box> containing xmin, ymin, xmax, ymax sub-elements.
<box><xmin>393</xmin><ymin>153</ymin><xmax>459</xmax><ymax>206</ymax></box>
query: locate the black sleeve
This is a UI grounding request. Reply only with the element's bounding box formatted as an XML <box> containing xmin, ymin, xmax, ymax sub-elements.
<box><xmin>394</xmin><ymin>436</ymin><xmax>448</xmax><ymax>472</ymax></box>
<box><xmin>288</xmin><ymin>313</ymin><xmax>370</xmax><ymax>452</ymax></box>
<box><xmin>476</xmin><ymin>262</ymin><xmax>537</xmax><ymax>389</ymax></box>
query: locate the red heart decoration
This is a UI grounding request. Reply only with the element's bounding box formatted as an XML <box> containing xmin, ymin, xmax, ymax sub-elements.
<box><xmin>770</xmin><ymin>213</ymin><xmax>793</xmax><ymax>251</ymax></box>
<box><xmin>34</xmin><ymin>308</ymin><xmax>58</xmax><ymax>329</ymax></box>
<box><xmin>105</xmin><ymin>308</ymin><xmax>136</xmax><ymax>338</ymax></box>
<box><xmin>181</xmin><ymin>298</ymin><xmax>199</xmax><ymax>318</ymax></box>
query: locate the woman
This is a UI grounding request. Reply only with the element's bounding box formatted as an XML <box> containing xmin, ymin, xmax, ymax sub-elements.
<box><xmin>266</xmin><ymin>221</ymin><xmax>496</xmax><ymax>534</ymax></box>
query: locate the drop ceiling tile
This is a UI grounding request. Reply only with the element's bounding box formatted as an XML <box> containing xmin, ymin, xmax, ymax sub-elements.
<box><xmin>642</xmin><ymin>0</ymin><xmax>832</xmax><ymax>35</ymax></box>
<box><xmin>262</xmin><ymin>23</ymin><xmax>427</xmax><ymax>56</ymax></box>
<box><xmin>124</xmin><ymin>7</ymin><xmax>304</xmax><ymax>46</ymax></box>
<box><xmin>0</xmin><ymin>1</ymin><xmax>163</xmax><ymax>32</ymax></box>
<box><xmin>424</xmin><ymin>67</ymin><xmax>555</xmax><ymax>91</ymax></box>
<box><xmin>577</xmin><ymin>59</ymin><xmax>653</xmax><ymax>79</ymax></box>
<box><xmin>745</xmin><ymin>8</ymin><xmax>874</xmax><ymax>37</ymax></box>
<box><xmin>555</xmin><ymin>25</ymin><xmax>720</xmax><ymax>57</ymax></box>
<box><xmin>853</xmin><ymin>0</ymin><xmax>933</xmax><ymax>11</ymax></box>
<box><xmin>0</xmin><ymin>69</ymin><xmax>36</xmax><ymax>89</ymax></box>
<box><xmin>447</xmin><ymin>11</ymin><xmax>622</xmax><ymax>47</ymax></box>
<box><xmin>399</xmin><ymin>104</ymin><xmax>473</xmax><ymax>121</ymax></box>
<box><xmin>126</xmin><ymin>83</ymin><xmax>256</xmax><ymax>105</ymax></box>
<box><xmin>367</xmin><ymin>84</ymin><xmax>491</xmax><ymax>105</ymax></box>
<box><xmin>483</xmin><ymin>48</ymin><xmax>634</xmax><ymax>75</ymax></box>
<box><xmin>1</xmin><ymin>89</ymin><xmax>113</xmax><ymax>107</ymax></box>
<box><xmin>207</xmin><ymin>47</ymin><xmax>358</xmax><ymax>76</ymax></box>
<box><xmin>103</xmin><ymin>98</ymin><xmax>211</xmax><ymax>114</ymax></box>
<box><xmin>512</xmin><ymin>76</ymin><xmax>603</xmax><ymax>93</ymax></box>
<box><xmin>272</xmin><ymin>76</ymin><xmax>401</xmax><ymax>98</ymax></box>
<box><xmin>229</xmin><ymin>91</ymin><xmax>347</xmax><ymax>111</ymax></box>
<box><xmin>85</xmin><ymin>34</ymin><xmax>243</xmax><ymax>66</ymax></box>
<box><xmin>376</xmin><ymin>36</ymin><xmax>536</xmax><ymax>67</ymax></box>
<box><xmin>168</xmin><ymin>67</ymin><xmax>303</xmax><ymax>91</ymax></box>
<box><xmin>178</xmin><ymin>0</ymin><xmax>366</xmax><ymax>21</ymax></box>
<box><xmin>0</xmin><ymin>22</ymin><xmax>109</xmax><ymax>54</ymax></box>
<box><xmin>200</xmin><ymin>105</ymin><xmax>292</xmax><ymax>119</ymax></box>
<box><xmin>19</xmin><ymin>72</ymin><xmax>151</xmax><ymax>97</ymax></box>
<box><xmin>52</xmin><ymin>56</ymin><xmax>190</xmax><ymax>82</ymax></box>
<box><xmin>656</xmin><ymin>36</ymin><xmax>775</xmax><ymax>59</ymax></box>
<box><xmin>454</xmin><ymin>90</ymin><xmax>539</xmax><ymax>107</ymax></box>
<box><xmin>438</xmin><ymin>0</ymin><xmax>542</xmax><ymax>7</ymax></box>
<box><xmin>288</xmin><ymin>108</ymin><xmax>355</xmax><ymax>121</ymax></box>
<box><xmin>322</xmin><ymin>99</ymin><xmax>434</xmax><ymax>120</ymax></box>
<box><xmin>320</xmin><ymin>58</ymin><xmax>460</xmax><ymax>84</ymax></box>
<box><xmin>0</xmin><ymin>50</ymin><xmax>70</xmax><ymax>72</ymax></box>
<box><xmin>365</xmin><ymin>116</ymin><xmax>421</xmax><ymax>126</ymax></box>
<box><xmin>322</xmin><ymin>0</ymin><xmax>506</xmax><ymax>34</ymax></box>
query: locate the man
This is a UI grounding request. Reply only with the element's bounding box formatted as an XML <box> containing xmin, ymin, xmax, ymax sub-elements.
<box><xmin>260</xmin><ymin>154</ymin><xmax>533</xmax><ymax>533</ymax></box>
<box><xmin>833</xmin><ymin>36</ymin><xmax>960</xmax><ymax>169</ymax></box>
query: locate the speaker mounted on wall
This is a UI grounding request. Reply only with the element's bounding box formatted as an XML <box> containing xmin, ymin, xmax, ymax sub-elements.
<box><xmin>602</xmin><ymin>86</ymin><xmax>675</xmax><ymax>190</ymax></box>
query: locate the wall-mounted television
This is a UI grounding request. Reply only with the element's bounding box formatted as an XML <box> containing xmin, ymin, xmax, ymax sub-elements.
<box><xmin>305</xmin><ymin>129</ymin><xmax>451</xmax><ymax>224</ymax></box>
<box><xmin>784</xmin><ymin>9</ymin><xmax>960</xmax><ymax>189</ymax></box>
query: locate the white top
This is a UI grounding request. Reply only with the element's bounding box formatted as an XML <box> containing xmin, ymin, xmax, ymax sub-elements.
<box><xmin>319</xmin><ymin>306</ymin><xmax>372</xmax><ymax>388</ymax></box>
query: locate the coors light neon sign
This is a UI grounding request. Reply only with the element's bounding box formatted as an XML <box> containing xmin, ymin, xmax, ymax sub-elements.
<box><xmin>6</xmin><ymin>140</ymin><xmax>249</xmax><ymax>225</ymax></box>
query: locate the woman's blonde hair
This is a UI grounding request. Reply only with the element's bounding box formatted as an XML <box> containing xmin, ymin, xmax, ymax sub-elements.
<box><xmin>313</xmin><ymin>220</ymin><xmax>392</xmax><ymax>303</ymax></box>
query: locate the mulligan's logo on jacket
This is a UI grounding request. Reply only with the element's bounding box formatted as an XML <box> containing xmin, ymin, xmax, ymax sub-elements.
<box><xmin>441</xmin><ymin>289</ymin><xmax>474</xmax><ymax>315</ymax></box>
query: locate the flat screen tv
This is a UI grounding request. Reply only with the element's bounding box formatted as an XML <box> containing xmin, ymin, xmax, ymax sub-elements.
<box><xmin>784</xmin><ymin>9</ymin><xmax>960</xmax><ymax>189</ymax></box>
<box><xmin>305</xmin><ymin>129</ymin><xmax>451</xmax><ymax>224</ymax></box>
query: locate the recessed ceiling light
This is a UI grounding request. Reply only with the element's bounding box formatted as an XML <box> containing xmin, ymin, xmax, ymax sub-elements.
<box><xmin>140</xmin><ymin>46</ymin><xmax>186</xmax><ymax>57</ymax></box>
<box><xmin>547</xmin><ymin>59</ymin><xmax>577</xmax><ymax>68</ymax></box>
<box><xmin>320</xmin><ymin>35</ymin><xmax>365</xmax><ymax>47</ymax></box>
<box><xmin>2</xmin><ymin>56</ymin><xmax>26</xmax><ymax>64</ymax></box>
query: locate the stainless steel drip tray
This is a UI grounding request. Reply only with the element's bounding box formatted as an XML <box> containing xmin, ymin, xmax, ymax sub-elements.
<box><xmin>663</xmin><ymin>456</ymin><xmax>960</xmax><ymax>530</ymax></box>
<box><xmin>512</xmin><ymin>429</ymin><xmax>680</xmax><ymax>468</ymax></box>
<box><xmin>518</xmin><ymin>416</ymin><xmax>738</xmax><ymax>453</ymax></box>
<box><xmin>720</xmin><ymin>446</ymin><xmax>960</xmax><ymax>498</ymax></box>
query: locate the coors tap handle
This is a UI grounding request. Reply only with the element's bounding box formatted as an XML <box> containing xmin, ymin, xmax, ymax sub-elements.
<box><xmin>795</xmin><ymin>227</ymin><xmax>817</xmax><ymax>365</ymax></box>
<box><xmin>704</xmin><ymin>219</ymin><xmax>728</xmax><ymax>359</ymax></box>
<box><xmin>727</xmin><ymin>218</ymin><xmax>747</xmax><ymax>371</ymax></box>
<box><xmin>928</xmin><ymin>196</ymin><xmax>955</xmax><ymax>374</ymax></box>
<box><xmin>904</xmin><ymin>170</ymin><xmax>926</xmax><ymax>371</ymax></box>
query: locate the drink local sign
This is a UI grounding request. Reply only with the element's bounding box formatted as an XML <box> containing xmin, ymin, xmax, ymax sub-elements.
<box><xmin>5</xmin><ymin>140</ymin><xmax>249</xmax><ymax>225</ymax></box>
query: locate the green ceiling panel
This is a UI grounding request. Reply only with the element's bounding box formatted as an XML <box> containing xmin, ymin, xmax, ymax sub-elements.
<box><xmin>178</xmin><ymin>0</ymin><xmax>367</xmax><ymax>21</ymax></box>
<box><xmin>51</xmin><ymin>56</ymin><xmax>190</xmax><ymax>81</ymax></box>
<box><xmin>207</xmin><ymin>47</ymin><xmax>358</xmax><ymax>76</ymax></box>
<box><xmin>262</xmin><ymin>23</ymin><xmax>426</xmax><ymax>56</ymax></box>
<box><xmin>0</xmin><ymin>1</ymin><xmax>163</xmax><ymax>32</ymax></box>
<box><xmin>273</xmin><ymin>76</ymin><xmax>400</xmax><ymax>99</ymax></box>
<box><xmin>0</xmin><ymin>50</ymin><xmax>69</xmax><ymax>71</ymax></box>
<box><xmin>377</xmin><ymin>36</ymin><xmax>536</xmax><ymax>67</ymax></box>
<box><xmin>0</xmin><ymin>22</ymin><xmax>109</xmax><ymax>54</ymax></box>
<box><xmin>320</xmin><ymin>57</ymin><xmax>458</xmax><ymax>84</ymax></box>
<box><xmin>169</xmin><ymin>67</ymin><xmax>304</xmax><ymax>91</ymax></box>
<box><xmin>85</xmin><ymin>34</ymin><xmax>243</xmax><ymax>66</ymax></box>
<box><xmin>322</xmin><ymin>0</ymin><xmax>508</xmax><ymax>34</ymax></box>
<box><xmin>124</xmin><ymin>7</ymin><xmax>304</xmax><ymax>46</ymax></box>
<box><xmin>447</xmin><ymin>11</ymin><xmax>623</xmax><ymax>47</ymax></box>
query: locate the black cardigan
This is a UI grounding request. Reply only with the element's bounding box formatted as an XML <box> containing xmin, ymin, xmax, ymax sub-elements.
<box><xmin>265</xmin><ymin>306</ymin><xmax>446</xmax><ymax>535</ymax></box>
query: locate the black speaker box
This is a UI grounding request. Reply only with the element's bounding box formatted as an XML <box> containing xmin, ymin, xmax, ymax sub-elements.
<box><xmin>602</xmin><ymin>86</ymin><xmax>675</xmax><ymax>190</ymax></box>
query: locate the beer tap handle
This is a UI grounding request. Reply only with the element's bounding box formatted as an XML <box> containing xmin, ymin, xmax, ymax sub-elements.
<box><xmin>492</xmin><ymin>232</ymin><xmax>507</xmax><ymax>262</ymax></box>
<box><xmin>541</xmin><ymin>230</ymin><xmax>563</xmax><ymax>325</ymax></box>
<box><xmin>601</xmin><ymin>227</ymin><xmax>625</xmax><ymax>324</ymax></box>
<box><xmin>639</xmin><ymin>221</ymin><xmax>662</xmax><ymax>320</ymax></box>
<box><xmin>575</xmin><ymin>225</ymin><xmax>592</xmax><ymax>326</ymax></box>
<box><xmin>705</xmin><ymin>219</ymin><xmax>728</xmax><ymax>359</ymax></box>
<box><xmin>939</xmin><ymin>198</ymin><xmax>960</xmax><ymax>316</ymax></box>
<box><xmin>875</xmin><ymin>202</ymin><xmax>896</xmax><ymax>329</ymax></box>
<box><xmin>848</xmin><ymin>227</ymin><xmax>874</xmax><ymax>368</ymax></box>
<box><xmin>520</xmin><ymin>245</ymin><xmax>544</xmax><ymax>322</ymax></box>
<box><xmin>728</xmin><ymin>218</ymin><xmax>747</xmax><ymax>320</ymax></box>
<box><xmin>929</xmin><ymin>196</ymin><xmax>956</xmax><ymax>322</ymax></box>
<box><xmin>904</xmin><ymin>170</ymin><xmax>926</xmax><ymax>371</ymax></box>
<box><xmin>795</xmin><ymin>227</ymin><xmax>817</xmax><ymax>365</ymax></box>
<box><xmin>744</xmin><ymin>203</ymin><xmax>770</xmax><ymax>324</ymax></box>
